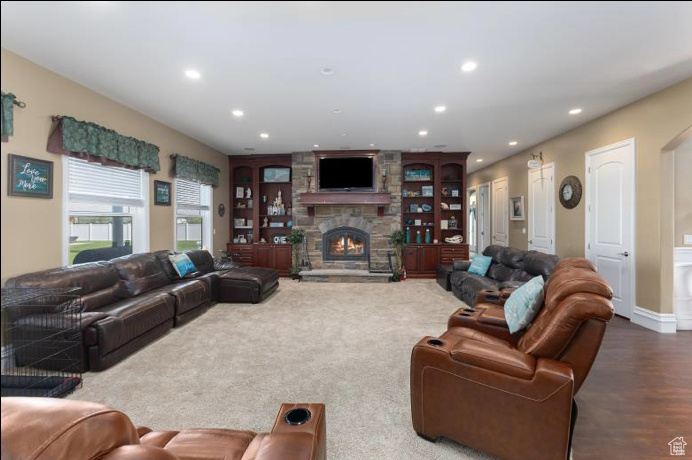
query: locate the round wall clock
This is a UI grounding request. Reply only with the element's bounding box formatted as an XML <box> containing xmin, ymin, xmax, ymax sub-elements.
<box><xmin>218</xmin><ymin>203</ymin><xmax>226</xmax><ymax>217</ymax></box>
<box><xmin>559</xmin><ymin>176</ymin><xmax>582</xmax><ymax>209</ymax></box>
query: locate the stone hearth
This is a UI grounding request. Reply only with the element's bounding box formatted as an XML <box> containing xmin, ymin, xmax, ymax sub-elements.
<box><xmin>291</xmin><ymin>151</ymin><xmax>402</xmax><ymax>271</ymax></box>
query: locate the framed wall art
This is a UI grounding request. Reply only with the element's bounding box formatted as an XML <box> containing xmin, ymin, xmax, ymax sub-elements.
<box><xmin>7</xmin><ymin>154</ymin><xmax>53</xmax><ymax>199</ymax></box>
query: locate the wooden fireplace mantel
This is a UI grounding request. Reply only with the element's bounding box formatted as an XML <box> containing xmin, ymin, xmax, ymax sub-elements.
<box><xmin>299</xmin><ymin>191</ymin><xmax>392</xmax><ymax>216</ymax></box>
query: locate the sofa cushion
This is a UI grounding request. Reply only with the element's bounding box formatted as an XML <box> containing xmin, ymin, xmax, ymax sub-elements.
<box><xmin>148</xmin><ymin>280</ymin><xmax>210</xmax><ymax>315</ymax></box>
<box><xmin>220</xmin><ymin>267</ymin><xmax>280</xmax><ymax>288</ymax></box>
<box><xmin>112</xmin><ymin>253</ymin><xmax>171</xmax><ymax>297</ymax></box>
<box><xmin>451</xmin><ymin>271</ymin><xmax>499</xmax><ymax>305</ymax></box>
<box><xmin>140</xmin><ymin>429</ymin><xmax>256</xmax><ymax>460</ymax></box>
<box><xmin>468</xmin><ymin>255</ymin><xmax>493</xmax><ymax>276</ymax></box>
<box><xmin>504</xmin><ymin>276</ymin><xmax>545</xmax><ymax>334</ymax></box>
<box><xmin>523</xmin><ymin>251</ymin><xmax>561</xmax><ymax>278</ymax></box>
<box><xmin>185</xmin><ymin>249</ymin><xmax>216</xmax><ymax>274</ymax></box>
<box><xmin>168</xmin><ymin>253</ymin><xmax>197</xmax><ymax>278</ymax></box>
<box><xmin>91</xmin><ymin>291</ymin><xmax>175</xmax><ymax>355</ymax></box>
<box><xmin>153</xmin><ymin>250</ymin><xmax>180</xmax><ymax>280</ymax></box>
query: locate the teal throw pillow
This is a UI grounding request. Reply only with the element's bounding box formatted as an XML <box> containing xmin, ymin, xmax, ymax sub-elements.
<box><xmin>468</xmin><ymin>255</ymin><xmax>493</xmax><ymax>276</ymax></box>
<box><xmin>504</xmin><ymin>276</ymin><xmax>545</xmax><ymax>334</ymax></box>
<box><xmin>168</xmin><ymin>253</ymin><xmax>197</xmax><ymax>278</ymax></box>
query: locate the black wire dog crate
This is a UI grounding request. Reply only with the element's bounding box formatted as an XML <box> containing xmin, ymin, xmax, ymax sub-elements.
<box><xmin>1</xmin><ymin>288</ymin><xmax>83</xmax><ymax>397</ymax></box>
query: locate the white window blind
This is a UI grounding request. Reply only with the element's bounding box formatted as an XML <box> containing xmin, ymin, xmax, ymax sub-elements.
<box><xmin>176</xmin><ymin>179</ymin><xmax>210</xmax><ymax>211</ymax></box>
<box><xmin>68</xmin><ymin>157</ymin><xmax>145</xmax><ymax>206</ymax></box>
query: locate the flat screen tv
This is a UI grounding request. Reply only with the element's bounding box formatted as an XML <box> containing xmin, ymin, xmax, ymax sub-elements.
<box><xmin>318</xmin><ymin>156</ymin><xmax>374</xmax><ymax>191</ymax></box>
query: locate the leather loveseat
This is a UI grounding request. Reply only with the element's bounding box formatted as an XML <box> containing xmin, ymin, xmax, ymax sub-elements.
<box><xmin>450</xmin><ymin>245</ymin><xmax>560</xmax><ymax>306</ymax></box>
<box><xmin>1</xmin><ymin>397</ymin><xmax>326</xmax><ymax>460</ymax></box>
<box><xmin>411</xmin><ymin>259</ymin><xmax>614</xmax><ymax>460</ymax></box>
<box><xmin>5</xmin><ymin>249</ymin><xmax>279</xmax><ymax>371</ymax></box>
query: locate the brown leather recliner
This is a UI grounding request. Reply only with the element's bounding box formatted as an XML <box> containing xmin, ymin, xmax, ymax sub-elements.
<box><xmin>0</xmin><ymin>397</ymin><xmax>326</xmax><ymax>460</ymax></box>
<box><xmin>411</xmin><ymin>263</ymin><xmax>614</xmax><ymax>460</ymax></box>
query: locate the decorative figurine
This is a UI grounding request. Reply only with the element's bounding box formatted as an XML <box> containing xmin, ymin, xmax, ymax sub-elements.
<box><xmin>263</xmin><ymin>217</ymin><xmax>269</xmax><ymax>228</ymax></box>
<box><xmin>425</xmin><ymin>228</ymin><xmax>431</xmax><ymax>244</ymax></box>
<box><xmin>245</xmin><ymin>187</ymin><xmax>252</xmax><ymax>198</ymax></box>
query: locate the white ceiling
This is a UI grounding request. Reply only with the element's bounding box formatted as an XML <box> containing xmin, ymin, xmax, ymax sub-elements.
<box><xmin>2</xmin><ymin>2</ymin><xmax>692</xmax><ymax>172</ymax></box>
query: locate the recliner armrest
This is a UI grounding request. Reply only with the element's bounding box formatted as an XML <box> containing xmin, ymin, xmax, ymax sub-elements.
<box><xmin>450</xmin><ymin>339</ymin><xmax>536</xmax><ymax>379</ymax></box>
<box><xmin>452</xmin><ymin>260</ymin><xmax>472</xmax><ymax>271</ymax></box>
<box><xmin>474</xmin><ymin>289</ymin><xmax>505</xmax><ymax>306</ymax></box>
<box><xmin>100</xmin><ymin>445</ymin><xmax>180</xmax><ymax>460</ymax></box>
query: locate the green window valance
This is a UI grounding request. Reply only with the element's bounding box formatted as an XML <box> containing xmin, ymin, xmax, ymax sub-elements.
<box><xmin>172</xmin><ymin>154</ymin><xmax>220</xmax><ymax>186</ymax></box>
<box><xmin>1</xmin><ymin>92</ymin><xmax>17</xmax><ymax>138</ymax></box>
<box><xmin>48</xmin><ymin>116</ymin><xmax>160</xmax><ymax>172</ymax></box>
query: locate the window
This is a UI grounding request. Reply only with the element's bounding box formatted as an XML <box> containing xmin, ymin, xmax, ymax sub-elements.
<box><xmin>175</xmin><ymin>178</ymin><xmax>212</xmax><ymax>252</ymax></box>
<box><xmin>64</xmin><ymin>157</ymin><xmax>149</xmax><ymax>264</ymax></box>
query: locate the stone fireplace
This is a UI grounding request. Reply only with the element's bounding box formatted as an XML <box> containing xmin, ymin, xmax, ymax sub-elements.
<box><xmin>323</xmin><ymin>227</ymin><xmax>369</xmax><ymax>262</ymax></box>
<box><xmin>291</xmin><ymin>151</ymin><xmax>402</xmax><ymax>271</ymax></box>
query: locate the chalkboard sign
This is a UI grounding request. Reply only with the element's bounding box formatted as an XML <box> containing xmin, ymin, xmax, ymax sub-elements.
<box><xmin>154</xmin><ymin>180</ymin><xmax>171</xmax><ymax>206</ymax></box>
<box><xmin>8</xmin><ymin>154</ymin><xmax>53</xmax><ymax>199</ymax></box>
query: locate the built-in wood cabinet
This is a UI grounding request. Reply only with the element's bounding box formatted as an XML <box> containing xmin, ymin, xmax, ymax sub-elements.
<box><xmin>228</xmin><ymin>155</ymin><xmax>293</xmax><ymax>276</ymax></box>
<box><xmin>402</xmin><ymin>152</ymin><xmax>470</xmax><ymax>277</ymax></box>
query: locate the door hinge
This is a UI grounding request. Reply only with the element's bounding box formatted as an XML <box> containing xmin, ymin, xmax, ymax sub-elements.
<box><xmin>588</xmin><ymin>243</ymin><xmax>591</xmax><ymax>250</ymax></box>
<box><xmin>588</xmin><ymin>167</ymin><xmax>591</xmax><ymax>174</ymax></box>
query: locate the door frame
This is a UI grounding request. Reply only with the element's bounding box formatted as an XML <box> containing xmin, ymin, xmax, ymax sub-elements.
<box><xmin>467</xmin><ymin>185</ymin><xmax>478</xmax><ymax>254</ymax></box>
<box><xmin>478</xmin><ymin>182</ymin><xmax>491</xmax><ymax>251</ymax></box>
<box><xmin>491</xmin><ymin>177</ymin><xmax>509</xmax><ymax>247</ymax></box>
<box><xmin>585</xmin><ymin>138</ymin><xmax>636</xmax><ymax>318</ymax></box>
<box><xmin>527</xmin><ymin>162</ymin><xmax>556</xmax><ymax>254</ymax></box>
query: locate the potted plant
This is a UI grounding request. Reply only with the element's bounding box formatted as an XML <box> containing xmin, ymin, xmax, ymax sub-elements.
<box><xmin>286</xmin><ymin>228</ymin><xmax>306</xmax><ymax>279</ymax></box>
<box><xmin>389</xmin><ymin>230</ymin><xmax>405</xmax><ymax>282</ymax></box>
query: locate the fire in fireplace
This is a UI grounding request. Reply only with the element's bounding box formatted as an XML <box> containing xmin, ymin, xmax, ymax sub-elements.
<box><xmin>323</xmin><ymin>227</ymin><xmax>369</xmax><ymax>261</ymax></box>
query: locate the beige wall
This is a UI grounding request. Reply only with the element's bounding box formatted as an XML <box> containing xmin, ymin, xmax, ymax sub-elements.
<box><xmin>468</xmin><ymin>77</ymin><xmax>692</xmax><ymax>313</ymax></box>
<box><xmin>674</xmin><ymin>139</ymin><xmax>692</xmax><ymax>245</ymax></box>
<box><xmin>1</xmin><ymin>48</ymin><xmax>230</xmax><ymax>283</ymax></box>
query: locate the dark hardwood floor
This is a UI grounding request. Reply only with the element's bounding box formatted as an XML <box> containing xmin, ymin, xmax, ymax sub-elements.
<box><xmin>573</xmin><ymin>316</ymin><xmax>692</xmax><ymax>459</ymax></box>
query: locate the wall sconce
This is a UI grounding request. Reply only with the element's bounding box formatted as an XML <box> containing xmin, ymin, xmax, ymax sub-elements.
<box><xmin>382</xmin><ymin>168</ymin><xmax>388</xmax><ymax>192</ymax></box>
<box><xmin>306</xmin><ymin>168</ymin><xmax>313</xmax><ymax>193</ymax></box>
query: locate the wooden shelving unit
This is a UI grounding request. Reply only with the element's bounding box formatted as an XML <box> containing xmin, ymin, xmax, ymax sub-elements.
<box><xmin>401</xmin><ymin>152</ymin><xmax>470</xmax><ymax>277</ymax></box>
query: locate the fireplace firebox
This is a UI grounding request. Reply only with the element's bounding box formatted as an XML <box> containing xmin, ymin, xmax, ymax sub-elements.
<box><xmin>323</xmin><ymin>227</ymin><xmax>369</xmax><ymax>261</ymax></box>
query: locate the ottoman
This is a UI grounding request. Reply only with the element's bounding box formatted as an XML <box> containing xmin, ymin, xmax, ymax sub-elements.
<box><xmin>436</xmin><ymin>265</ymin><xmax>453</xmax><ymax>291</ymax></box>
<box><xmin>218</xmin><ymin>267</ymin><xmax>280</xmax><ymax>303</ymax></box>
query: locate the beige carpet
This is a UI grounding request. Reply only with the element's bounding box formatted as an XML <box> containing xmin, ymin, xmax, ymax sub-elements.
<box><xmin>70</xmin><ymin>280</ymin><xmax>493</xmax><ymax>460</ymax></box>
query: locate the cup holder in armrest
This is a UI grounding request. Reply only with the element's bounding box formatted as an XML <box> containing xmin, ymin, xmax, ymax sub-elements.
<box><xmin>427</xmin><ymin>339</ymin><xmax>444</xmax><ymax>347</ymax></box>
<box><xmin>284</xmin><ymin>408</ymin><xmax>312</xmax><ymax>426</ymax></box>
<box><xmin>457</xmin><ymin>312</ymin><xmax>472</xmax><ymax>317</ymax></box>
<box><xmin>463</xmin><ymin>308</ymin><xmax>475</xmax><ymax>313</ymax></box>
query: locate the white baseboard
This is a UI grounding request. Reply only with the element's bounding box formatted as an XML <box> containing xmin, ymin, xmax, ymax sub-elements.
<box><xmin>674</xmin><ymin>247</ymin><xmax>692</xmax><ymax>330</ymax></box>
<box><xmin>631</xmin><ymin>307</ymin><xmax>677</xmax><ymax>333</ymax></box>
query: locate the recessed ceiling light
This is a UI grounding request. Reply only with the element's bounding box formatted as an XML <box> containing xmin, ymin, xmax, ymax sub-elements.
<box><xmin>370</xmin><ymin>143</ymin><xmax>376</xmax><ymax>147</ymax></box>
<box><xmin>461</xmin><ymin>61</ymin><xmax>478</xmax><ymax>72</ymax></box>
<box><xmin>244</xmin><ymin>148</ymin><xmax>255</xmax><ymax>152</ymax></box>
<box><xmin>341</xmin><ymin>132</ymin><xmax>348</xmax><ymax>137</ymax></box>
<box><xmin>508</xmin><ymin>141</ymin><xmax>518</xmax><ymax>146</ymax></box>
<box><xmin>418</xmin><ymin>130</ymin><xmax>428</xmax><ymax>137</ymax></box>
<box><xmin>320</xmin><ymin>67</ymin><xmax>335</xmax><ymax>76</ymax></box>
<box><xmin>313</xmin><ymin>144</ymin><xmax>319</xmax><ymax>148</ymax></box>
<box><xmin>569</xmin><ymin>108</ymin><xmax>582</xmax><ymax>115</ymax></box>
<box><xmin>232</xmin><ymin>109</ymin><xmax>244</xmax><ymax>117</ymax></box>
<box><xmin>434</xmin><ymin>105</ymin><xmax>447</xmax><ymax>113</ymax></box>
<box><xmin>184</xmin><ymin>69</ymin><xmax>201</xmax><ymax>79</ymax></box>
<box><xmin>333</xmin><ymin>109</ymin><xmax>342</xmax><ymax>114</ymax></box>
<box><xmin>260</xmin><ymin>133</ymin><xmax>269</xmax><ymax>139</ymax></box>
<box><xmin>476</xmin><ymin>159</ymin><xmax>483</xmax><ymax>163</ymax></box>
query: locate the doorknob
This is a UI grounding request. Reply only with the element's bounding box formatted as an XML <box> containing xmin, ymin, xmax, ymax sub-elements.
<box><xmin>528</xmin><ymin>239</ymin><xmax>533</xmax><ymax>244</ymax></box>
<box><xmin>618</xmin><ymin>251</ymin><xmax>629</xmax><ymax>257</ymax></box>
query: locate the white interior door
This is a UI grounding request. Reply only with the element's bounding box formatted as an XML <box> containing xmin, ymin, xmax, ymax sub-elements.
<box><xmin>586</xmin><ymin>139</ymin><xmax>635</xmax><ymax>318</ymax></box>
<box><xmin>478</xmin><ymin>183</ymin><xmax>491</xmax><ymax>251</ymax></box>
<box><xmin>467</xmin><ymin>187</ymin><xmax>478</xmax><ymax>254</ymax></box>
<box><xmin>491</xmin><ymin>177</ymin><xmax>509</xmax><ymax>247</ymax></box>
<box><xmin>528</xmin><ymin>163</ymin><xmax>555</xmax><ymax>254</ymax></box>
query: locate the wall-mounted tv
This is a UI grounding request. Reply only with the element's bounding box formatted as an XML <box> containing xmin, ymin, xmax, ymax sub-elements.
<box><xmin>318</xmin><ymin>156</ymin><xmax>374</xmax><ymax>191</ymax></box>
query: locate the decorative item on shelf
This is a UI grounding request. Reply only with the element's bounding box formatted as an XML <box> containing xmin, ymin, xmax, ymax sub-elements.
<box><xmin>559</xmin><ymin>175</ymin><xmax>582</xmax><ymax>209</ymax></box>
<box><xmin>388</xmin><ymin>230</ymin><xmax>405</xmax><ymax>281</ymax></box>
<box><xmin>273</xmin><ymin>235</ymin><xmax>288</xmax><ymax>244</ymax></box>
<box><xmin>262</xmin><ymin>195</ymin><xmax>268</xmax><ymax>203</ymax></box>
<box><xmin>405</xmin><ymin>169</ymin><xmax>432</xmax><ymax>182</ymax></box>
<box><xmin>235</xmin><ymin>187</ymin><xmax>244</xmax><ymax>199</ymax></box>
<box><xmin>238</xmin><ymin>235</ymin><xmax>247</xmax><ymax>244</ymax></box>
<box><xmin>154</xmin><ymin>180</ymin><xmax>171</xmax><ymax>206</ymax></box>
<box><xmin>405</xmin><ymin>227</ymin><xmax>411</xmax><ymax>244</ymax></box>
<box><xmin>236</xmin><ymin>202</ymin><xmax>247</xmax><ymax>209</ymax></box>
<box><xmin>245</xmin><ymin>187</ymin><xmax>252</xmax><ymax>198</ymax></box>
<box><xmin>248</xmin><ymin>199</ymin><xmax>253</xmax><ymax>209</ymax></box>
<box><xmin>421</xmin><ymin>185</ymin><xmax>434</xmax><ymax>197</ymax></box>
<box><xmin>414</xmin><ymin>219</ymin><xmax>422</xmax><ymax>226</ymax></box>
<box><xmin>402</xmin><ymin>188</ymin><xmax>409</xmax><ymax>197</ymax></box>
<box><xmin>306</xmin><ymin>168</ymin><xmax>313</xmax><ymax>193</ymax></box>
<box><xmin>441</xmin><ymin>186</ymin><xmax>449</xmax><ymax>197</ymax></box>
<box><xmin>441</xmin><ymin>202</ymin><xmax>450</xmax><ymax>210</ymax></box>
<box><xmin>263</xmin><ymin>217</ymin><xmax>269</xmax><ymax>228</ymax></box>
<box><xmin>433</xmin><ymin>239</ymin><xmax>439</xmax><ymax>244</ymax></box>
<box><xmin>8</xmin><ymin>154</ymin><xmax>54</xmax><ymax>199</ymax></box>
<box><xmin>234</xmin><ymin>218</ymin><xmax>246</xmax><ymax>227</ymax></box>
<box><xmin>247</xmin><ymin>220</ymin><xmax>253</xmax><ymax>228</ymax></box>
<box><xmin>445</xmin><ymin>235</ymin><xmax>464</xmax><ymax>244</ymax></box>
<box><xmin>248</xmin><ymin>232</ymin><xmax>253</xmax><ymax>241</ymax></box>
<box><xmin>416</xmin><ymin>230</ymin><xmax>422</xmax><ymax>244</ymax></box>
<box><xmin>217</xmin><ymin>203</ymin><xmax>225</xmax><ymax>217</ymax></box>
<box><xmin>409</xmin><ymin>204</ymin><xmax>418</xmax><ymax>213</ymax></box>
<box><xmin>417</xmin><ymin>206</ymin><xmax>423</xmax><ymax>213</ymax></box>
<box><xmin>270</xmin><ymin>222</ymin><xmax>285</xmax><ymax>228</ymax></box>
<box><xmin>451</xmin><ymin>188</ymin><xmax>459</xmax><ymax>197</ymax></box>
<box><xmin>233</xmin><ymin>237</ymin><xmax>239</xmax><ymax>243</ymax></box>
<box><xmin>267</xmin><ymin>190</ymin><xmax>286</xmax><ymax>216</ymax></box>
<box><xmin>425</xmin><ymin>228</ymin><xmax>431</xmax><ymax>244</ymax></box>
<box><xmin>405</xmin><ymin>218</ymin><xmax>414</xmax><ymax>225</ymax></box>
<box><xmin>410</xmin><ymin>190</ymin><xmax>421</xmax><ymax>197</ymax></box>
<box><xmin>441</xmin><ymin>219</ymin><xmax>448</xmax><ymax>230</ymax></box>
<box><xmin>260</xmin><ymin>237</ymin><xmax>267</xmax><ymax>243</ymax></box>
<box><xmin>450</xmin><ymin>203</ymin><xmax>462</xmax><ymax>211</ymax></box>
<box><xmin>421</xmin><ymin>203</ymin><xmax>432</xmax><ymax>212</ymax></box>
<box><xmin>449</xmin><ymin>215</ymin><xmax>458</xmax><ymax>229</ymax></box>
<box><xmin>510</xmin><ymin>196</ymin><xmax>525</xmax><ymax>221</ymax></box>
<box><xmin>382</xmin><ymin>168</ymin><xmax>388</xmax><ymax>192</ymax></box>
<box><xmin>263</xmin><ymin>167</ymin><xmax>291</xmax><ymax>183</ymax></box>
<box><xmin>287</xmin><ymin>220</ymin><xmax>293</xmax><ymax>227</ymax></box>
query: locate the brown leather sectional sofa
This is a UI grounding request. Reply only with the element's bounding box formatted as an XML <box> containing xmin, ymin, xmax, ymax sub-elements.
<box><xmin>411</xmin><ymin>258</ymin><xmax>614</xmax><ymax>460</ymax></box>
<box><xmin>5</xmin><ymin>250</ymin><xmax>279</xmax><ymax>372</ymax></box>
<box><xmin>1</xmin><ymin>397</ymin><xmax>326</xmax><ymax>460</ymax></box>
